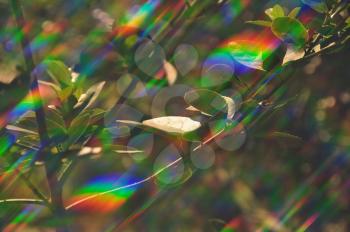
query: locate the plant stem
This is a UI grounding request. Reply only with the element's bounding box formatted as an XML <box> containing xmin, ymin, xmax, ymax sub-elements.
<box><xmin>9</xmin><ymin>1</ymin><xmax>68</xmax><ymax>231</ymax></box>
<box><xmin>8</xmin><ymin>0</ymin><xmax>49</xmax><ymax>151</ymax></box>
<box><xmin>0</xmin><ymin>198</ymin><xmax>45</xmax><ymax>205</ymax></box>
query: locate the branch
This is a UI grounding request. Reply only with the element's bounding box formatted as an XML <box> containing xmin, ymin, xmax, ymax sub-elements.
<box><xmin>8</xmin><ymin>0</ymin><xmax>50</xmax><ymax>160</ymax></box>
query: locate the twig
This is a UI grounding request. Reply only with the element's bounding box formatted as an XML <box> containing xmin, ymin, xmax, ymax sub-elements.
<box><xmin>0</xmin><ymin>198</ymin><xmax>45</xmax><ymax>205</ymax></box>
<box><xmin>66</xmin><ymin>157</ymin><xmax>183</xmax><ymax>210</ymax></box>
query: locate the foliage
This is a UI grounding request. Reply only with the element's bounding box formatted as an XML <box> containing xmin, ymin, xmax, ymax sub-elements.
<box><xmin>0</xmin><ymin>0</ymin><xmax>349</xmax><ymax>231</ymax></box>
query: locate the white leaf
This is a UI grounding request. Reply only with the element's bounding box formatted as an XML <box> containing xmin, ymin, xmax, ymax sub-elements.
<box><xmin>186</xmin><ymin>106</ymin><xmax>212</xmax><ymax>116</ymax></box>
<box><xmin>283</xmin><ymin>46</ymin><xmax>305</xmax><ymax>64</ymax></box>
<box><xmin>6</xmin><ymin>125</ymin><xmax>38</xmax><ymax>135</ymax></box>
<box><xmin>163</xmin><ymin>61</ymin><xmax>178</xmax><ymax>85</ymax></box>
<box><xmin>142</xmin><ymin>116</ymin><xmax>201</xmax><ymax>134</ymax></box>
<box><xmin>222</xmin><ymin>96</ymin><xmax>236</xmax><ymax>120</ymax></box>
<box><xmin>116</xmin><ymin>120</ymin><xmax>143</xmax><ymax>126</ymax></box>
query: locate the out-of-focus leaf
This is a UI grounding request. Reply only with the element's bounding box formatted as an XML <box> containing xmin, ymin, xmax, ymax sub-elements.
<box><xmin>265</xmin><ymin>4</ymin><xmax>285</xmax><ymax>20</ymax></box>
<box><xmin>156</xmin><ymin>165</ymin><xmax>193</xmax><ymax>188</ymax></box>
<box><xmin>246</xmin><ymin>20</ymin><xmax>272</xmax><ymax>27</ymax></box>
<box><xmin>301</xmin><ymin>0</ymin><xmax>328</xmax><ymax>13</ymax></box>
<box><xmin>271</xmin><ymin>17</ymin><xmax>308</xmax><ymax>48</ymax></box>
<box><xmin>222</xmin><ymin>96</ymin><xmax>236</xmax><ymax>120</ymax></box>
<box><xmin>288</xmin><ymin>7</ymin><xmax>301</xmax><ymax>18</ymax></box>
<box><xmin>163</xmin><ymin>61</ymin><xmax>177</xmax><ymax>86</ymax></box>
<box><xmin>268</xmin><ymin>131</ymin><xmax>302</xmax><ymax>142</ymax></box>
<box><xmin>77</xmin><ymin>146</ymin><xmax>103</xmax><ymax>157</ymax></box>
<box><xmin>184</xmin><ymin>89</ymin><xmax>227</xmax><ymax>116</ymax></box>
<box><xmin>173</xmin><ymin>44</ymin><xmax>198</xmax><ymax>75</ymax></box>
<box><xmin>186</xmin><ymin>106</ymin><xmax>212</xmax><ymax>116</ymax></box>
<box><xmin>232</xmin><ymin>180</ymin><xmax>256</xmax><ymax>212</ymax></box>
<box><xmin>87</xmin><ymin>108</ymin><xmax>106</xmax><ymax>125</ymax></box>
<box><xmin>44</xmin><ymin>60</ymin><xmax>72</xmax><ymax>88</ymax></box>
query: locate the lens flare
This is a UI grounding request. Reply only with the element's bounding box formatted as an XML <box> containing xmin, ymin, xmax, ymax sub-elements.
<box><xmin>67</xmin><ymin>174</ymin><xmax>139</xmax><ymax>213</ymax></box>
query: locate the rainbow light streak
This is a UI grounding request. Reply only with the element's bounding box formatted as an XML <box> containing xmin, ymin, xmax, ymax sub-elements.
<box><xmin>80</xmin><ymin>43</ymin><xmax>115</xmax><ymax>77</ymax></box>
<box><xmin>0</xmin><ymin>88</ymin><xmax>43</xmax><ymax>128</ymax></box>
<box><xmin>296</xmin><ymin>213</ymin><xmax>320</xmax><ymax>232</ymax></box>
<box><xmin>124</xmin><ymin>0</ymin><xmax>160</xmax><ymax>29</ymax></box>
<box><xmin>66</xmin><ymin>157</ymin><xmax>183</xmax><ymax>214</ymax></box>
<box><xmin>221</xmin><ymin>0</ymin><xmax>250</xmax><ymax>24</ymax></box>
<box><xmin>0</xmin><ymin>133</ymin><xmax>15</xmax><ymax>157</ymax></box>
<box><xmin>0</xmin><ymin>22</ymin><xmax>32</xmax><ymax>49</ymax></box>
<box><xmin>217</xmin><ymin>30</ymin><xmax>281</xmax><ymax>73</ymax></box>
<box><xmin>148</xmin><ymin>1</ymin><xmax>186</xmax><ymax>38</ymax></box>
<box><xmin>274</xmin><ymin>151</ymin><xmax>348</xmax><ymax>229</ymax></box>
<box><xmin>76</xmin><ymin>0</ymin><xmax>163</xmax><ymax>80</ymax></box>
<box><xmin>27</xmin><ymin>32</ymin><xmax>60</xmax><ymax>54</ymax></box>
<box><xmin>67</xmin><ymin>174</ymin><xmax>139</xmax><ymax>213</ymax></box>
<box><xmin>4</xmin><ymin>205</ymin><xmax>42</xmax><ymax>232</ymax></box>
<box><xmin>221</xmin><ymin>217</ymin><xmax>242</xmax><ymax>232</ymax></box>
<box><xmin>280</xmin><ymin>196</ymin><xmax>309</xmax><ymax>225</ymax></box>
<box><xmin>0</xmin><ymin>150</ymin><xmax>36</xmax><ymax>185</ymax></box>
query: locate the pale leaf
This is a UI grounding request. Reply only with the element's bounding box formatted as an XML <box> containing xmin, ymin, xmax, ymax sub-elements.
<box><xmin>142</xmin><ymin>116</ymin><xmax>201</xmax><ymax>134</ymax></box>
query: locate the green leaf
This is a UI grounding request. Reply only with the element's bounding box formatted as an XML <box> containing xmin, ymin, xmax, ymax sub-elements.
<box><xmin>87</xmin><ymin>108</ymin><xmax>106</xmax><ymax>125</ymax></box>
<box><xmin>74</xmin><ymin>81</ymin><xmax>105</xmax><ymax>111</ymax></box>
<box><xmin>16</xmin><ymin>134</ymin><xmax>40</xmax><ymax>150</ymax></box>
<box><xmin>44</xmin><ymin>60</ymin><xmax>72</xmax><ymax>88</ymax></box>
<box><xmin>271</xmin><ymin>17</ymin><xmax>308</xmax><ymax>48</ymax></box>
<box><xmin>45</xmin><ymin>106</ymin><xmax>67</xmax><ymax>139</ymax></box>
<box><xmin>58</xmin><ymin>86</ymin><xmax>74</xmax><ymax>102</ymax></box>
<box><xmin>246</xmin><ymin>20</ymin><xmax>272</xmax><ymax>27</ymax></box>
<box><xmin>265</xmin><ymin>4</ymin><xmax>285</xmax><ymax>20</ymax></box>
<box><xmin>288</xmin><ymin>7</ymin><xmax>301</xmax><ymax>18</ymax></box>
<box><xmin>63</xmin><ymin>111</ymin><xmax>92</xmax><ymax>150</ymax></box>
